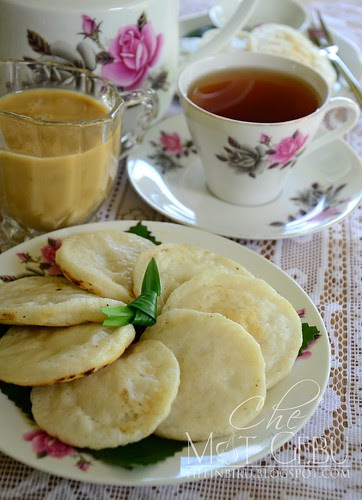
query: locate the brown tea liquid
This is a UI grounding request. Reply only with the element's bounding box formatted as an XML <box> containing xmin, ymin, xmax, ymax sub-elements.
<box><xmin>188</xmin><ymin>68</ymin><xmax>321</xmax><ymax>123</ymax></box>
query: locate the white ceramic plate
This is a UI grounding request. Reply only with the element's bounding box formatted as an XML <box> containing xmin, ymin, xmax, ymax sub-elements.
<box><xmin>127</xmin><ymin>114</ymin><xmax>362</xmax><ymax>240</ymax></box>
<box><xmin>0</xmin><ymin>220</ymin><xmax>330</xmax><ymax>485</ymax></box>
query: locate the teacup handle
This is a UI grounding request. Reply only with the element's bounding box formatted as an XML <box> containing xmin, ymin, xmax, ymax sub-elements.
<box><xmin>305</xmin><ymin>96</ymin><xmax>360</xmax><ymax>156</ymax></box>
<box><xmin>118</xmin><ymin>88</ymin><xmax>159</xmax><ymax>158</ymax></box>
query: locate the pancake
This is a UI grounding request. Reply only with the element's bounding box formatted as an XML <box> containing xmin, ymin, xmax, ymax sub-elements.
<box><xmin>0</xmin><ymin>323</ymin><xmax>135</xmax><ymax>386</ymax></box>
<box><xmin>55</xmin><ymin>230</ymin><xmax>155</xmax><ymax>303</ymax></box>
<box><xmin>163</xmin><ymin>271</ymin><xmax>303</xmax><ymax>389</ymax></box>
<box><xmin>142</xmin><ymin>309</ymin><xmax>266</xmax><ymax>441</ymax></box>
<box><xmin>133</xmin><ymin>243</ymin><xmax>253</xmax><ymax>311</ymax></box>
<box><xmin>31</xmin><ymin>340</ymin><xmax>180</xmax><ymax>448</ymax></box>
<box><xmin>0</xmin><ymin>276</ymin><xmax>122</xmax><ymax>326</ymax></box>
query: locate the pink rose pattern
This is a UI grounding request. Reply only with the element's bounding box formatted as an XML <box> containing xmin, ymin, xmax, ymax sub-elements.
<box><xmin>260</xmin><ymin>133</ymin><xmax>271</xmax><ymax>145</ymax></box>
<box><xmin>297</xmin><ymin>308</ymin><xmax>306</xmax><ymax>319</ymax></box>
<box><xmin>25</xmin><ymin>13</ymin><xmax>169</xmax><ymax>93</ymax></box>
<box><xmin>24</xmin><ymin>429</ymin><xmax>75</xmax><ymax>458</ymax></box>
<box><xmin>80</xmin><ymin>15</ymin><xmax>101</xmax><ymax>39</ymax></box>
<box><xmin>88</xmin><ymin>12</ymin><xmax>167</xmax><ymax>91</ymax></box>
<box><xmin>0</xmin><ymin>238</ymin><xmax>63</xmax><ymax>282</ymax></box>
<box><xmin>160</xmin><ymin>132</ymin><xmax>184</xmax><ymax>155</ymax></box>
<box><xmin>24</xmin><ymin>429</ymin><xmax>91</xmax><ymax>472</ymax></box>
<box><xmin>40</xmin><ymin>239</ymin><xmax>62</xmax><ymax>275</ymax></box>
<box><xmin>267</xmin><ymin>132</ymin><xmax>308</xmax><ymax>166</ymax></box>
<box><xmin>101</xmin><ymin>21</ymin><xmax>163</xmax><ymax>90</ymax></box>
<box><xmin>216</xmin><ymin>130</ymin><xmax>309</xmax><ymax>177</ymax></box>
<box><xmin>148</xmin><ymin>131</ymin><xmax>197</xmax><ymax>174</ymax></box>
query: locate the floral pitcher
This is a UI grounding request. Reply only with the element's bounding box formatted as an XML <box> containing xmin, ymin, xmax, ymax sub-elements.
<box><xmin>0</xmin><ymin>0</ymin><xmax>258</xmax><ymax>121</ymax></box>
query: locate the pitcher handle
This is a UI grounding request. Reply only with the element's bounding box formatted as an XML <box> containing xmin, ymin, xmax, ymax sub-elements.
<box><xmin>178</xmin><ymin>0</ymin><xmax>259</xmax><ymax>74</ymax></box>
<box><xmin>118</xmin><ymin>88</ymin><xmax>159</xmax><ymax>158</ymax></box>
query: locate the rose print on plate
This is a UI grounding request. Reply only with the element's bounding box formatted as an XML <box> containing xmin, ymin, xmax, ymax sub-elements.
<box><xmin>270</xmin><ymin>182</ymin><xmax>348</xmax><ymax>227</ymax></box>
<box><xmin>25</xmin><ymin>13</ymin><xmax>169</xmax><ymax>92</ymax></box>
<box><xmin>24</xmin><ymin>429</ymin><xmax>91</xmax><ymax>472</ymax></box>
<box><xmin>148</xmin><ymin>131</ymin><xmax>197</xmax><ymax>174</ymax></box>
<box><xmin>216</xmin><ymin>131</ymin><xmax>308</xmax><ymax>177</ymax></box>
<box><xmin>0</xmin><ymin>238</ymin><xmax>62</xmax><ymax>282</ymax></box>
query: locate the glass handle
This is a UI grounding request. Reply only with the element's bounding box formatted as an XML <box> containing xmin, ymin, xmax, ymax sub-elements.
<box><xmin>118</xmin><ymin>89</ymin><xmax>159</xmax><ymax>158</ymax></box>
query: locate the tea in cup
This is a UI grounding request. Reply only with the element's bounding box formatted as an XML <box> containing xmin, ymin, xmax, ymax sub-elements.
<box><xmin>0</xmin><ymin>60</ymin><xmax>157</xmax><ymax>244</ymax></box>
<box><xmin>178</xmin><ymin>52</ymin><xmax>360</xmax><ymax>206</ymax></box>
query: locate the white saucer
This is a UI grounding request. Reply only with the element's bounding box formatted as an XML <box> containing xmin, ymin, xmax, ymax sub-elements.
<box><xmin>127</xmin><ymin>114</ymin><xmax>362</xmax><ymax>239</ymax></box>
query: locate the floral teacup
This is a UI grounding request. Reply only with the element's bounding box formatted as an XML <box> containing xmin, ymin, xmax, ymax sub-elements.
<box><xmin>178</xmin><ymin>52</ymin><xmax>360</xmax><ymax>206</ymax></box>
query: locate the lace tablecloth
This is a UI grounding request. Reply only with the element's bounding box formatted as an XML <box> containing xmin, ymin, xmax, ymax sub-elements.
<box><xmin>0</xmin><ymin>1</ymin><xmax>361</xmax><ymax>498</ymax></box>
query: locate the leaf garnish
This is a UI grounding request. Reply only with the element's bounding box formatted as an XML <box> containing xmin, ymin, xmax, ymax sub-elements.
<box><xmin>141</xmin><ymin>257</ymin><xmax>161</xmax><ymax>295</ymax></box>
<box><xmin>126</xmin><ymin>221</ymin><xmax>161</xmax><ymax>245</ymax></box>
<box><xmin>101</xmin><ymin>258</ymin><xmax>161</xmax><ymax>327</ymax></box>
<box><xmin>86</xmin><ymin>435</ymin><xmax>186</xmax><ymax>468</ymax></box>
<box><xmin>298</xmin><ymin>322</ymin><xmax>321</xmax><ymax>356</ymax></box>
<box><xmin>131</xmin><ymin>291</ymin><xmax>158</xmax><ymax>319</ymax></box>
<box><xmin>132</xmin><ymin>309</ymin><xmax>156</xmax><ymax>327</ymax></box>
<box><xmin>102</xmin><ymin>309</ymin><xmax>135</xmax><ymax>327</ymax></box>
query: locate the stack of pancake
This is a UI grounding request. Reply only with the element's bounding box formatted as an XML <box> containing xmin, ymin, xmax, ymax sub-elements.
<box><xmin>0</xmin><ymin>229</ymin><xmax>302</xmax><ymax>449</ymax></box>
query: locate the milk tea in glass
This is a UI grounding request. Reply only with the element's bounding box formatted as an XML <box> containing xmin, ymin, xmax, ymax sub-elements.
<box><xmin>0</xmin><ymin>60</ymin><xmax>156</xmax><ymax>246</ymax></box>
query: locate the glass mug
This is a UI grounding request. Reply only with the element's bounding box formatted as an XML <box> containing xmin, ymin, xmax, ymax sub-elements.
<box><xmin>0</xmin><ymin>59</ymin><xmax>157</xmax><ymax>245</ymax></box>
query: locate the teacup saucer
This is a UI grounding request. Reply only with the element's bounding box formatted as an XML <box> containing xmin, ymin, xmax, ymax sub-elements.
<box><xmin>127</xmin><ymin>114</ymin><xmax>362</xmax><ymax>239</ymax></box>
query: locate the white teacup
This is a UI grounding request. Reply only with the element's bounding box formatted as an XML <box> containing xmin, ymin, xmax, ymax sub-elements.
<box><xmin>178</xmin><ymin>52</ymin><xmax>360</xmax><ymax>206</ymax></box>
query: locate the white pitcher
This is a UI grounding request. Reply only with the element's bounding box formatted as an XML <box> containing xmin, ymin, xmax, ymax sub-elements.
<box><xmin>0</xmin><ymin>0</ymin><xmax>258</xmax><ymax>120</ymax></box>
